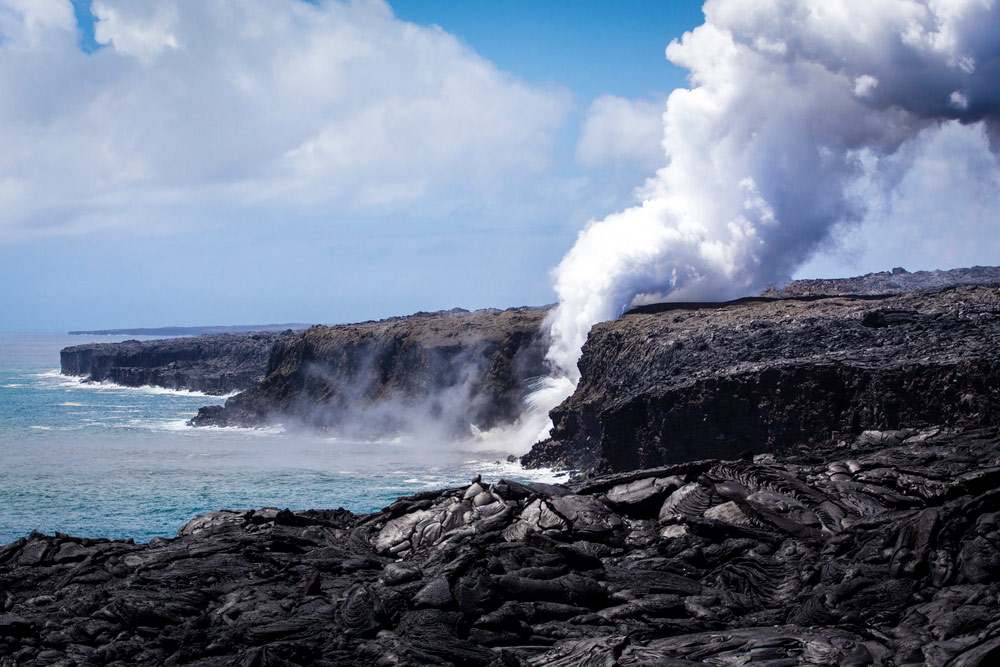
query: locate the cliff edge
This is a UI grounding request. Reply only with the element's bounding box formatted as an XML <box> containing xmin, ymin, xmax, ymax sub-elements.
<box><xmin>190</xmin><ymin>307</ymin><xmax>549</xmax><ymax>436</ymax></box>
<box><xmin>523</xmin><ymin>282</ymin><xmax>1000</xmax><ymax>472</ymax></box>
<box><xmin>60</xmin><ymin>332</ymin><xmax>293</xmax><ymax>396</ymax></box>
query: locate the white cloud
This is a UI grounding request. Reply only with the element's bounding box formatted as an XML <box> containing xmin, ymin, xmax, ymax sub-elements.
<box><xmin>576</xmin><ymin>94</ymin><xmax>666</xmax><ymax>171</ymax></box>
<box><xmin>0</xmin><ymin>0</ymin><xmax>74</xmax><ymax>47</ymax></box>
<box><xmin>93</xmin><ymin>2</ymin><xmax>180</xmax><ymax>62</ymax></box>
<box><xmin>853</xmin><ymin>74</ymin><xmax>878</xmax><ymax>98</ymax></box>
<box><xmin>0</xmin><ymin>0</ymin><xmax>573</xmax><ymax>241</ymax></box>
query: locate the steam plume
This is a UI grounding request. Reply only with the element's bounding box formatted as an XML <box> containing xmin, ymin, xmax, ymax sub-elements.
<box><xmin>543</xmin><ymin>0</ymin><xmax>1000</xmax><ymax>389</ymax></box>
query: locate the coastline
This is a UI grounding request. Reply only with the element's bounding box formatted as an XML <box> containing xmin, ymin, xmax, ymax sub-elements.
<box><xmin>0</xmin><ymin>338</ymin><xmax>565</xmax><ymax>544</ymax></box>
<box><xmin>45</xmin><ymin>369</ymin><xmax>240</xmax><ymax>400</ymax></box>
<box><xmin>3</xmin><ymin>424</ymin><xmax>998</xmax><ymax>665</ymax></box>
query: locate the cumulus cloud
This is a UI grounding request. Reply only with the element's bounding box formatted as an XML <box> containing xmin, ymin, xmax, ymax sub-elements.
<box><xmin>540</xmin><ymin>0</ymin><xmax>1000</xmax><ymax>388</ymax></box>
<box><xmin>0</xmin><ymin>0</ymin><xmax>75</xmax><ymax>45</ymax></box>
<box><xmin>0</xmin><ymin>0</ymin><xmax>572</xmax><ymax>241</ymax></box>
<box><xmin>93</xmin><ymin>2</ymin><xmax>180</xmax><ymax>62</ymax></box>
<box><xmin>576</xmin><ymin>94</ymin><xmax>666</xmax><ymax>171</ymax></box>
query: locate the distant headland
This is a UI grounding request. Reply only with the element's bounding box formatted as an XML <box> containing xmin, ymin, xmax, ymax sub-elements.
<box><xmin>67</xmin><ymin>323</ymin><xmax>312</xmax><ymax>336</ymax></box>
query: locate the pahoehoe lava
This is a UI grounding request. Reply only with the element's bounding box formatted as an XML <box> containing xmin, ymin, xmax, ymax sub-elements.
<box><xmin>4</xmin><ymin>426</ymin><xmax>1000</xmax><ymax>665</ymax></box>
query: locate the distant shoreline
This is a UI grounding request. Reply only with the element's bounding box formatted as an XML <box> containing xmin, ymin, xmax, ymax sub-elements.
<box><xmin>68</xmin><ymin>323</ymin><xmax>312</xmax><ymax>336</ymax></box>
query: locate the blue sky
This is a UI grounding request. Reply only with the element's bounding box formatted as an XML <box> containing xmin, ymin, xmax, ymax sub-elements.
<box><xmin>0</xmin><ymin>0</ymin><xmax>705</xmax><ymax>332</ymax></box>
<box><xmin>1</xmin><ymin>0</ymin><xmax>998</xmax><ymax>332</ymax></box>
<box><xmin>389</xmin><ymin>1</ymin><xmax>703</xmax><ymax>100</ymax></box>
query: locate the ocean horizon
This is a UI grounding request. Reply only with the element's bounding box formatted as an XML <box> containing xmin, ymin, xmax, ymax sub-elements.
<box><xmin>0</xmin><ymin>332</ymin><xmax>564</xmax><ymax>545</ymax></box>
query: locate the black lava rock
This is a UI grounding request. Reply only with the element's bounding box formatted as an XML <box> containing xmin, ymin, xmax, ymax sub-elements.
<box><xmin>5</xmin><ymin>426</ymin><xmax>1000</xmax><ymax>665</ymax></box>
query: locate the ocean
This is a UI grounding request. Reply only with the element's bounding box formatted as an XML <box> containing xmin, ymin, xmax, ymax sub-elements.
<box><xmin>0</xmin><ymin>333</ymin><xmax>564</xmax><ymax>544</ymax></box>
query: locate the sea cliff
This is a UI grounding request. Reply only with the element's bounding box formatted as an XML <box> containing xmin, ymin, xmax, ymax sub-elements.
<box><xmin>522</xmin><ymin>283</ymin><xmax>1000</xmax><ymax>472</ymax></box>
<box><xmin>60</xmin><ymin>332</ymin><xmax>294</xmax><ymax>396</ymax></box>
<box><xmin>189</xmin><ymin>307</ymin><xmax>549</xmax><ymax>436</ymax></box>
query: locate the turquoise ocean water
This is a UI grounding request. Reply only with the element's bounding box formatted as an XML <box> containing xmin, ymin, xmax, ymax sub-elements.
<box><xmin>0</xmin><ymin>333</ymin><xmax>563</xmax><ymax>544</ymax></box>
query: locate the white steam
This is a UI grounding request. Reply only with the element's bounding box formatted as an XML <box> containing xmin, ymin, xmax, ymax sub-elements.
<box><xmin>542</xmin><ymin>0</ymin><xmax>1000</xmax><ymax>390</ymax></box>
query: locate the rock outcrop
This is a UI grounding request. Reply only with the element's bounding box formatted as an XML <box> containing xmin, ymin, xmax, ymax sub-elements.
<box><xmin>4</xmin><ymin>426</ymin><xmax>1000</xmax><ymax>665</ymax></box>
<box><xmin>190</xmin><ymin>307</ymin><xmax>549</xmax><ymax>436</ymax></box>
<box><xmin>60</xmin><ymin>332</ymin><xmax>294</xmax><ymax>396</ymax></box>
<box><xmin>763</xmin><ymin>265</ymin><xmax>1000</xmax><ymax>298</ymax></box>
<box><xmin>523</xmin><ymin>284</ymin><xmax>1000</xmax><ymax>472</ymax></box>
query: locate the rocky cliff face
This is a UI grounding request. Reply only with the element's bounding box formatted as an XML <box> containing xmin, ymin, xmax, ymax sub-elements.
<box><xmin>191</xmin><ymin>307</ymin><xmax>549</xmax><ymax>436</ymax></box>
<box><xmin>60</xmin><ymin>332</ymin><xmax>293</xmax><ymax>396</ymax></box>
<box><xmin>523</xmin><ymin>284</ymin><xmax>1000</xmax><ymax>472</ymax></box>
<box><xmin>4</xmin><ymin>425</ymin><xmax>1000</xmax><ymax>666</ymax></box>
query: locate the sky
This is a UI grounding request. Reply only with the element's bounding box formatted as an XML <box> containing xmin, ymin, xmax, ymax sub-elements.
<box><xmin>0</xmin><ymin>0</ymin><xmax>998</xmax><ymax>332</ymax></box>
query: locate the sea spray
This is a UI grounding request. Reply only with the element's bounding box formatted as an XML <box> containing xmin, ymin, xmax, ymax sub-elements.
<box><xmin>0</xmin><ymin>333</ymin><xmax>566</xmax><ymax>543</ymax></box>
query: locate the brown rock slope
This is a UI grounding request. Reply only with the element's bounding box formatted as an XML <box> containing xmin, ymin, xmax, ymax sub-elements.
<box><xmin>4</xmin><ymin>426</ymin><xmax>1000</xmax><ymax>665</ymax></box>
<box><xmin>523</xmin><ymin>284</ymin><xmax>1000</xmax><ymax>472</ymax></box>
<box><xmin>191</xmin><ymin>307</ymin><xmax>548</xmax><ymax>436</ymax></box>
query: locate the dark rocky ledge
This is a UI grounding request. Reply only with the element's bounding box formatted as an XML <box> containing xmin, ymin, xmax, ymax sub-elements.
<box><xmin>523</xmin><ymin>283</ymin><xmax>1000</xmax><ymax>472</ymax></box>
<box><xmin>4</xmin><ymin>425</ymin><xmax>1000</xmax><ymax>665</ymax></box>
<box><xmin>60</xmin><ymin>332</ymin><xmax>296</xmax><ymax>396</ymax></box>
<box><xmin>190</xmin><ymin>307</ymin><xmax>549</xmax><ymax>436</ymax></box>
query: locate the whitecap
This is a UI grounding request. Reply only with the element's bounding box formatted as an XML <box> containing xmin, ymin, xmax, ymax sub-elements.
<box><xmin>35</xmin><ymin>371</ymin><xmax>236</xmax><ymax>399</ymax></box>
<box><xmin>129</xmin><ymin>384</ymin><xmax>237</xmax><ymax>399</ymax></box>
<box><xmin>194</xmin><ymin>423</ymin><xmax>287</xmax><ymax>436</ymax></box>
<box><xmin>30</xmin><ymin>370</ymin><xmax>88</xmax><ymax>390</ymax></box>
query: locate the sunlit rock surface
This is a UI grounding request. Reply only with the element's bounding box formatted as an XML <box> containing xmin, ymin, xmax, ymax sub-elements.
<box><xmin>4</xmin><ymin>426</ymin><xmax>1000</xmax><ymax>665</ymax></box>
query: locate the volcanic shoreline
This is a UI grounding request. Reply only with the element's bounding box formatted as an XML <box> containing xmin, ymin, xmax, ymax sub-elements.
<box><xmin>3</xmin><ymin>426</ymin><xmax>1000</xmax><ymax>665</ymax></box>
<box><xmin>12</xmin><ymin>264</ymin><xmax>1000</xmax><ymax>665</ymax></box>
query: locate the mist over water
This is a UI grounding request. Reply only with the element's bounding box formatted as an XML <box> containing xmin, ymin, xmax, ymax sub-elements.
<box><xmin>0</xmin><ymin>334</ymin><xmax>564</xmax><ymax>544</ymax></box>
<box><xmin>530</xmin><ymin>0</ymin><xmax>1000</xmax><ymax>426</ymax></box>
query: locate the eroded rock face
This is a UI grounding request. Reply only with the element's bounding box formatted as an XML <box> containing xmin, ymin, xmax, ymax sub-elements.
<box><xmin>190</xmin><ymin>307</ymin><xmax>548</xmax><ymax>435</ymax></box>
<box><xmin>523</xmin><ymin>284</ymin><xmax>1000</xmax><ymax>472</ymax></box>
<box><xmin>60</xmin><ymin>332</ymin><xmax>293</xmax><ymax>395</ymax></box>
<box><xmin>4</xmin><ymin>426</ymin><xmax>1000</xmax><ymax>665</ymax></box>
